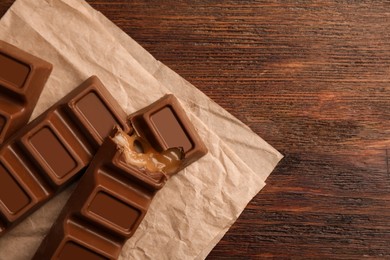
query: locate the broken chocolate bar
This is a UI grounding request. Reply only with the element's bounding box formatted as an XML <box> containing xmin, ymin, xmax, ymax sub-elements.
<box><xmin>0</xmin><ymin>76</ymin><xmax>129</xmax><ymax>237</ymax></box>
<box><xmin>33</xmin><ymin>95</ymin><xmax>208</xmax><ymax>259</ymax></box>
<box><xmin>33</xmin><ymin>129</ymin><xmax>203</xmax><ymax>259</ymax></box>
<box><xmin>0</xmin><ymin>40</ymin><xmax>52</xmax><ymax>145</ymax></box>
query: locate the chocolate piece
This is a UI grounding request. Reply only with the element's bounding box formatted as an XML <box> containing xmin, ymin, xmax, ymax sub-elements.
<box><xmin>0</xmin><ymin>40</ymin><xmax>52</xmax><ymax>145</ymax></box>
<box><xmin>130</xmin><ymin>94</ymin><xmax>208</xmax><ymax>170</ymax></box>
<box><xmin>33</xmin><ymin>126</ymin><xmax>203</xmax><ymax>259</ymax></box>
<box><xmin>0</xmin><ymin>76</ymin><xmax>129</xmax><ymax>237</ymax></box>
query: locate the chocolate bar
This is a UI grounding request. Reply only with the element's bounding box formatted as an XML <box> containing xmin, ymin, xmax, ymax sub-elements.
<box><xmin>33</xmin><ymin>96</ymin><xmax>208</xmax><ymax>259</ymax></box>
<box><xmin>130</xmin><ymin>95</ymin><xmax>208</xmax><ymax>171</ymax></box>
<box><xmin>0</xmin><ymin>76</ymin><xmax>129</xmax><ymax>237</ymax></box>
<box><xmin>0</xmin><ymin>40</ymin><xmax>52</xmax><ymax>145</ymax></box>
<box><xmin>32</xmin><ymin>131</ymin><xmax>203</xmax><ymax>259</ymax></box>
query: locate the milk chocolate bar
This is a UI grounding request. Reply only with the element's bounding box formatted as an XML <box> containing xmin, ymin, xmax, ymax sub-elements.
<box><xmin>130</xmin><ymin>94</ymin><xmax>208</xmax><ymax>170</ymax></box>
<box><xmin>32</xmin><ymin>134</ymin><xmax>156</xmax><ymax>260</ymax></box>
<box><xmin>0</xmin><ymin>76</ymin><xmax>129</xmax><ymax>237</ymax></box>
<box><xmin>32</xmin><ymin>130</ymin><xmax>202</xmax><ymax>259</ymax></box>
<box><xmin>33</xmin><ymin>96</ymin><xmax>207</xmax><ymax>259</ymax></box>
<box><xmin>0</xmin><ymin>40</ymin><xmax>52</xmax><ymax>145</ymax></box>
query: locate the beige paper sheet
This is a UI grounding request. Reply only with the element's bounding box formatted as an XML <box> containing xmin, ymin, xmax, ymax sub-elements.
<box><xmin>0</xmin><ymin>0</ymin><xmax>283</xmax><ymax>259</ymax></box>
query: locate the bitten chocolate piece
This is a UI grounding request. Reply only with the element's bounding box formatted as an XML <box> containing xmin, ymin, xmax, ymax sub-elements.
<box><xmin>0</xmin><ymin>76</ymin><xmax>129</xmax><ymax>237</ymax></box>
<box><xmin>33</xmin><ymin>127</ymin><xmax>203</xmax><ymax>260</ymax></box>
<box><xmin>130</xmin><ymin>94</ymin><xmax>208</xmax><ymax>170</ymax></box>
<box><xmin>0</xmin><ymin>40</ymin><xmax>52</xmax><ymax>145</ymax></box>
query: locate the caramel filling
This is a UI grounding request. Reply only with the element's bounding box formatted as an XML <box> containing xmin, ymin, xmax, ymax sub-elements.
<box><xmin>113</xmin><ymin>130</ymin><xmax>183</xmax><ymax>180</ymax></box>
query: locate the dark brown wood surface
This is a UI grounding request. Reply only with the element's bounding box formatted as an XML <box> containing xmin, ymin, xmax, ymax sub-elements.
<box><xmin>1</xmin><ymin>1</ymin><xmax>390</xmax><ymax>259</ymax></box>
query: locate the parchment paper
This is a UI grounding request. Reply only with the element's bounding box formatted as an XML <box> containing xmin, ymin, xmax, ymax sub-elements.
<box><xmin>0</xmin><ymin>0</ymin><xmax>283</xmax><ymax>259</ymax></box>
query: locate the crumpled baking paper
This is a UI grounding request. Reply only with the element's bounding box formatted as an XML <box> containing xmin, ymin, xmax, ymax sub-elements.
<box><xmin>0</xmin><ymin>0</ymin><xmax>283</xmax><ymax>259</ymax></box>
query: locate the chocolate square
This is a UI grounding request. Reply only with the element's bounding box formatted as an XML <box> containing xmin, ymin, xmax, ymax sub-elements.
<box><xmin>130</xmin><ymin>95</ymin><xmax>207</xmax><ymax>170</ymax></box>
<box><xmin>0</xmin><ymin>41</ymin><xmax>52</xmax><ymax>144</ymax></box>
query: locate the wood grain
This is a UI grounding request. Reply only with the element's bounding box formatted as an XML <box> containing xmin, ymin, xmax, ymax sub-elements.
<box><xmin>1</xmin><ymin>0</ymin><xmax>390</xmax><ymax>259</ymax></box>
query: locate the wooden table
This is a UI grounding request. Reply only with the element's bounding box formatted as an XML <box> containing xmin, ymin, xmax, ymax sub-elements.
<box><xmin>1</xmin><ymin>1</ymin><xmax>390</xmax><ymax>259</ymax></box>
